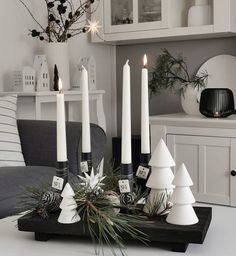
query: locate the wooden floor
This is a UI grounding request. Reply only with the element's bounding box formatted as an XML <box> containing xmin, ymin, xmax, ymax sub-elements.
<box><xmin>0</xmin><ymin>203</ymin><xmax>235</xmax><ymax>256</ymax></box>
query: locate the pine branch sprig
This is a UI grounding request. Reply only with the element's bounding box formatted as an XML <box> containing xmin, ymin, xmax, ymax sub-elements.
<box><xmin>149</xmin><ymin>48</ymin><xmax>208</xmax><ymax>96</ymax></box>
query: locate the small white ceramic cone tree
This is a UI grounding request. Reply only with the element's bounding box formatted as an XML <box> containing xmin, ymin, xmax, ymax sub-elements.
<box><xmin>143</xmin><ymin>139</ymin><xmax>175</xmax><ymax>216</ymax></box>
<box><xmin>166</xmin><ymin>163</ymin><xmax>199</xmax><ymax>225</ymax></box>
<box><xmin>58</xmin><ymin>183</ymin><xmax>81</xmax><ymax>224</ymax></box>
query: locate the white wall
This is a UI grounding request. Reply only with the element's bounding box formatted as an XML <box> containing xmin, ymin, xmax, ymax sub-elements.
<box><xmin>0</xmin><ymin>0</ymin><xmax>116</xmax><ymax>157</ymax></box>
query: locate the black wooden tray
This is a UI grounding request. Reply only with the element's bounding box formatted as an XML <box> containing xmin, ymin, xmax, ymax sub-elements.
<box><xmin>18</xmin><ymin>206</ymin><xmax>212</xmax><ymax>253</ymax></box>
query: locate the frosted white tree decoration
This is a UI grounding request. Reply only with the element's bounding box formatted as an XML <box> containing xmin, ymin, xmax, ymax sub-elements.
<box><xmin>58</xmin><ymin>183</ymin><xmax>81</xmax><ymax>224</ymax></box>
<box><xmin>143</xmin><ymin>139</ymin><xmax>175</xmax><ymax>215</ymax></box>
<box><xmin>166</xmin><ymin>163</ymin><xmax>199</xmax><ymax>225</ymax></box>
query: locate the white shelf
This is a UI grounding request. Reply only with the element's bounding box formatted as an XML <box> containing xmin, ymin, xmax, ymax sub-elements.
<box><xmin>0</xmin><ymin>90</ymin><xmax>106</xmax><ymax>131</ymax></box>
<box><xmin>103</xmin><ymin>25</ymin><xmax>220</xmax><ymax>45</ymax></box>
<box><xmin>0</xmin><ymin>90</ymin><xmax>105</xmax><ymax>96</ymax></box>
<box><xmin>92</xmin><ymin>0</ymin><xmax>236</xmax><ymax>44</ymax></box>
<box><xmin>150</xmin><ymin>113</ymin><xmax>236</xmax><ymax>130</ymax></box>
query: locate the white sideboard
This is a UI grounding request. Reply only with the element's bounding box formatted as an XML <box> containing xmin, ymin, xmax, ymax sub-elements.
<box><xmin>150</xmin><ymin>113</ymin><xmax>236</xmax><ymax>207</ymax></box>
<box><xmin>0</xmin><ymin>90</ymin><xmax>106</xmax><ymax>132</ymax></box>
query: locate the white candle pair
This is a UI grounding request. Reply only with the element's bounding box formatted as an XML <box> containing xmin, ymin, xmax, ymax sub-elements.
<box><xmin>121</xmin><ymin>55</ymin><xmax>150</xmax><ymax>164</ymax></box>
<box><xmin>56</xmin><ymin>66</ymin><xmax>91</xmax><ymax>162</ymax></box>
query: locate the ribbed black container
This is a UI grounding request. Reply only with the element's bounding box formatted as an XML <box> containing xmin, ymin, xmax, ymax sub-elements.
<box><xmin>200</xmin><ymin>88</ymin><xmax>235</xmax><ymax>118</ymax></box>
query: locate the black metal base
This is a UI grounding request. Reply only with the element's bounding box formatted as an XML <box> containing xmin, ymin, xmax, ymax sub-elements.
<box><xmin>55</xmin><ymin>161</ymin><xmax>69</xmax><ymax>189</ymax></box>
<box><xmin>81</xmin><ymin>152</ymin><xmax>93</xmax><ymax>174</ymax></box>
<box><xmin>120</xmin><ymin>163</ymin><xmax>134</xmax><ymax>205</ymax></box>
<box><xmin>137</xmin><ymin>153</ymin><xmax>151</xmax><ymax>191</ymax></box>
<box><xmin>18</xmin><ymin>207</ymin><xmax>212</xmax><ymax>253</ymax></box>
<box><xmin>140</xmin><ymin>153</ymin><xmax>151</xmax><ymax>165</ymax></box>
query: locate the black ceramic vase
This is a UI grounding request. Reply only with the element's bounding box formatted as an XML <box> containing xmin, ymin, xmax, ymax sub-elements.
<box><xmin>199</xmin><ymin>88</ymin><xmax>235</xmax><ymax>118</ymax></box>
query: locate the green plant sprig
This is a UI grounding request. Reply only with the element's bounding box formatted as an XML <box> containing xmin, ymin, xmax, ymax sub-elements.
<box><xmin>149</xmin><ymin>48</ymin><xmax>208</xmax><ymax>96</ymax></box>
<box><xmin>74</xmin><ymin>184</ymin><xmax>149</xmax><ymax>256</ymax></box>
<box><xmin>18</xmin><ymin>183</ymin><xmax>53</xmax><ymax>219</ymax></box>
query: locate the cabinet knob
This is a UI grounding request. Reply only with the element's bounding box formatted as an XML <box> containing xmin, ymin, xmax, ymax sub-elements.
<box><xmin>231</xmin><ymin>170</ymin><xmax>236</xmax><ymax>176</ymax></box>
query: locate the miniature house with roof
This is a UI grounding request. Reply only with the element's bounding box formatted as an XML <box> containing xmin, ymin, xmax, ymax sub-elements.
<box><xmin>72</xmin><ymin>63</ymin><xmax>83</xmax><ymax>90</ymax></box>
<box><xmin>72</xmin><ymin>56</ymin><xmax>96</xmax><ymax>91</ymax></box>
<box><xmin>33</xmin><ymin>55</ymin><xmax>50</xmax><ymax>92</ymax></box>
<box><xmin>13</xmin><ymin>66</ymin><xmax>36</xmax><ymax>92</ymax></box>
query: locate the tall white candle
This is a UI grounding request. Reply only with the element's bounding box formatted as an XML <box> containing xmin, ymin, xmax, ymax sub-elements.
<box><xmin>141</xmin><ymin>54</ymin><xmax>150</xmax><ymax>154</ymax></box>
<box><xmin>121</xmin><ymin>60</ymin><xmax>132</xmax><ymax>164</ymax></box>
<box><xmin>57</xmin><ymin>79</ymin><xmax>67</xmax><ymax>162</ymax></box>
<box><xmin>82</xmin><ymin>66</ymin><xmax>91</xmax><ymax>153</ymax></box>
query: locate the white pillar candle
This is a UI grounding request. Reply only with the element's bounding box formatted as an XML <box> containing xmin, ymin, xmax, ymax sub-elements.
<box><xmin>82</xmin><ymin>66</ymin><xmax>91</xmax><ymax>153</ymax></box>
<box><xmin>121</xmin><ymin>60</ymin><xmax>132</xmax><ymax>164</ymax></box>
<box><xmin>57</xmin><ymin>79</ymin><xmax>67</xmax><ymax>162</ymax></box>
<box><xmin>141</xmin><ymin>54</ymin><xmax>150</xmax><ymax>154</ymax></box>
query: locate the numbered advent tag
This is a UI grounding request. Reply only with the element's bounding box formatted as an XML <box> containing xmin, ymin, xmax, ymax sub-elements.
<box><xmin>136</xmin><ymin>166</ymin><xmax>150</xmax><ymax>180</ymax></box>
<box><xmin>119</xmin><ymin>179</ymin><xmax>131</xmax><ymax>193</ymax></box>
<box><xmin>80</xmin><ymin>161</ymin><xmax>89</xmax><ymax>173</ymax></box>
<box><xmin>52</xmin><ymin>176</ymin><xmax>64</xmax><ymax>191</ymax></box>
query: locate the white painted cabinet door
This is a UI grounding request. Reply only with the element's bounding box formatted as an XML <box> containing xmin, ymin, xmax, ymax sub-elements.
<box><xmin>167</xmin><ymin>135</ymin><xmax>236</xmax><ymax>206</ymax></box>
<box><xmin>104</xmin><ymin>0</ymin><xmax>168</xmax><ymax>34</ymax></box>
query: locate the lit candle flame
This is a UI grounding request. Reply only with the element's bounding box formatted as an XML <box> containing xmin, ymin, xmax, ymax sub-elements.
<box><xmin>58</xmin><ymin>78</ymin><xmax>63</xmax><ymax>93</ymax></box>
<box><xmin>143</xmin><ymin>54</ymin><xmax>147</xmax><ymax>67</ymax></box>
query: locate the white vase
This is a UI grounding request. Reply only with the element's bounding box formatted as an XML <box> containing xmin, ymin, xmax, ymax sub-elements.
<box><xmin>181</xmin><ymin>85</ymin><xmax>202</xmax><ymax>116</ymax></box>
<box><xmin>188</xmin><ymin>0</ymin><xmax>213</xmax><ymax>27</ymax></box>
<box><xmin>169</xmin><ymin>0</ymin><xmax>187</xmax><ymax>28</ymax></box>
<box><xmin>44</xmin><ymin>42</ymin><xmax>70</xmax><ymax>91</ymax></box>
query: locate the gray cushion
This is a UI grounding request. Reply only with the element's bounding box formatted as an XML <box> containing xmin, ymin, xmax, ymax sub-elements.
<box><xmin>0</xmin><ymin>166</ymin><xmax>58</xmax><ymax>219</ymax></box>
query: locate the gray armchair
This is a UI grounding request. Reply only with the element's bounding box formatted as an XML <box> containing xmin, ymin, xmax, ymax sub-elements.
<box><xmin>0</xmin><ymin>120</ymin><xmax>106</xmax><ymax>219</ymax></box>
<box><xmin>17</xmin><ymin>120</ymin><xmax>106</xmax><ymax>174</ymax></box>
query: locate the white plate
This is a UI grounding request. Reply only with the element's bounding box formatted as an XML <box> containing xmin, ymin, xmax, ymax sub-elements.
<box><xmin>197</xmin><ymin>54</ymin><xmax>236</xmax><ymax>103</ymax></box>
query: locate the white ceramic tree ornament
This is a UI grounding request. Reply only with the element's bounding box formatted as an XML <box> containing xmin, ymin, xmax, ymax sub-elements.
<box><xmin>143</xmin><ymin>139</ymin><xmax>175</xmax><ymax>215</ymax></box>
<box><xmin>58</xmin><ymin>183</ymin><xmax>81</xmax><ymax>224</ymax></box>
<box><xmin>166</xmin><ymin>163</ymin><xmax>199</xmax><ymax>225</ymax></box>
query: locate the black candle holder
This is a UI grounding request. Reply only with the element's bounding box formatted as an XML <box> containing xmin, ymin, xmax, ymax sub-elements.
<box><xmin>56</xmin><ymin>161</ymin><xmax>69</xmax><ymax>189</ymax></box>
<box><xmin>140</xmin><ymin>153</ymin><xmax>151</xmax><ymax>165</ymax></box>
<box><xmin>119</xmin><ymin>163</ymin><xmax>134</xmax><ymax>205</ymax></box>
<box><xmin>81</xmin><ymin>152</ymin><xmax>93</xmax><ymax>174</ymax></box>
<box><xmin>137</xmin><ymin>153</ymin><xmax>151</xmax><ymax>191</ymax></box>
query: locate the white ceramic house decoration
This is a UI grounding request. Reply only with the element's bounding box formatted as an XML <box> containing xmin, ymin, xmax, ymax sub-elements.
<box><xmin>13</xmin><ymin>66</ymin><xmax>36</xmax><ymax>92</ymax></box>
<box><xmin>37</xmin><ymin>61</ymin><xmax>50</xmax><ymax>92</ymax></box>
<box><xmin>72</xmin><ymin>56</ymin><xmax>96</xmax><ymax>91</ymax></box>
<box><xmin>33</xmin><ymin>55</ymin><xmax>50</xmax><ymax>91</ymax></box>
<box><xmin>166</xmin><ymin>163</ymin><xmax>199</xmax><ymax>225</ymax></box>
<box><xmin>71</xmin><ymin>63</ymin><xmax>83</xmax><ymax>91</ymax></box>
<box><xmin>58</xmin><ymin>183</ymin><xmax>81</xmax><ymax>224</ymax></box>
<box><xmin>33</xmin><ymin>55</ymin><xmax>47</xmax><ymax>75</ymax></box>
<box><xmin>87</xmin><ymin>56</ymin><xmax>96</xmax><ymax>91</ymax></box>
<box><xmin>143</xmin><ymin>139</ymin><xmax>175</xmax><ymax>215</ymax></box>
